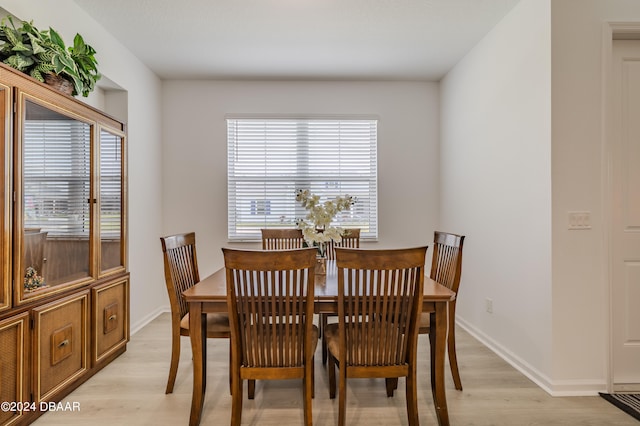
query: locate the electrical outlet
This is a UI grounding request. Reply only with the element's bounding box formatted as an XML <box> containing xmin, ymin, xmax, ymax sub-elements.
<box><xmin>485</xmin><ymin>298</ymin><xmax>493</xmax><ymax>314</ymax></box>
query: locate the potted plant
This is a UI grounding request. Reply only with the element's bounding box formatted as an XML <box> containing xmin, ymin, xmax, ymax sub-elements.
<box><xmin>0</xmin><ymin>16</ymin><xmax>100</xmax><ymax>97</ymax></box>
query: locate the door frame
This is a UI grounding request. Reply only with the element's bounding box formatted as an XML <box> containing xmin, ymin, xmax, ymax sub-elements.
<box><xmin>602</xmin><ymin>21</ymin><xmax>640</xmax><ymax>393</ymax></box>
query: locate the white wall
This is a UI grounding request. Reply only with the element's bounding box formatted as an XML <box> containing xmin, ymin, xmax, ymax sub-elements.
<box><xmin>550</xmin><ymin>0</ymin><xmax>640</xmax><ymax>392</ymax></box>
<box><xmin>440</xmin><ymin>0</ymin><xmax>553</xmax><ymax>389</ymax></box>
<box><xmin>11</xmin><ymin>0</ymin><xmax>636</xmax><ymax>396</ymax></box>
<box><xmin>161</xmin><ymin>80</ymin><xmax>440</xmax><ymax>278</ymax></box>
<box><xmin>1</xmin><ymin>0</ymin><xmax>166</xmax><ymax>332</ymax></box>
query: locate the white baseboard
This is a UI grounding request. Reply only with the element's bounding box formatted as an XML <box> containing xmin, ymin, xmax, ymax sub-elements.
<box><xmin>456</xmin><ymin>317</ymin><xmax>606</xmax><ymax>396</ymax></box>
<box><xmin>130</xmin><ymin>305</ymin><xmax>169</xmax><ymax>335</ymax></box>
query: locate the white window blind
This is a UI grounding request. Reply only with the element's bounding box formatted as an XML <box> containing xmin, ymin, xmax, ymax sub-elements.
<box><xmin>99</xmin><ymin>129</ymin><xmax>123</xmax><ymax>239</ymax></box>
<box><xmin>23</xmin><ymin>116</ymin><xmax>91</xmax><ymax>237</ymax></box>
<box><xmin>227</xmin><ymin>118</ymin><xmax>378</xmax><ymax>241</ymax></box>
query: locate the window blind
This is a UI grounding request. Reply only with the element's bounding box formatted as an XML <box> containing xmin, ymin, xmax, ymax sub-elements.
<box><xmin>23</xmin><ymin>118</ymin><xmax>91</xmax><ymax>237</ymax></box>
<box><xmin>99</xmin><ymin>129</ymin><xmax>123</xmax><ymax>239</ymax></box>
<box><xmin>227</xmin><ymin>118</ymin><xmax>378</xmax><ymax>241</ymax></box>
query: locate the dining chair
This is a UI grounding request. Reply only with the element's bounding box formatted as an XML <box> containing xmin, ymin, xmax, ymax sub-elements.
<box><xmin>325</xmin><ymin>246</ymin><xmax>427</xmax><ymax>426</ymax></box>
<box><xmin>419</xmin><ymin>231</ymin><xmax>465</xmax><ymax>390</ymax></box>
<box><xmin>257</xmin><ymin>227</ymin><xmax>309</xmax><ymax>398</ymax></box>
<box><xmin>223</xmin><ymin>247</ymin><xmax>318</xmax><ymax>426</ymax></box>
<box><xmin>160</xmin><ymin>232</ymin><xmax>231</xmax><ymax>394</ymax></box>
<box><xmin>321</xmin><ymin>228</ymin><xmax>361</xmax><ymax>365</ymax></box>
<box><xmin>260</xmin><ymin>228</ymin><xmax>305</xmax><ymax>250</ymax></box>
<box><xmin>325</xmin><ymin>228</ymin><xmax>361</xmax><ymax>260</ymax></box>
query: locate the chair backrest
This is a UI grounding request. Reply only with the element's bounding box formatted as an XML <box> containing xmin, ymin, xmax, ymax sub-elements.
<box><xmin>335</xmin><ymin>246</ymin><xmax>427</xmax><ymax>367</ymax></box>
<box><xmin>326</xmin><ymin>228</ymin><xmax>360</xmax><ymax>260</ymax></box>
<box><xmin>160</xmin><ymin>232</ymin><xmax>200</xmax><ymax>320</ymax></box>
<box><xmin>261</xmin><ymin>228</ymin><xmax>305</xmax><ymax>250</ymax></box>
<box><xmin>430</xmin><ymin>231</ymin><xmax>465</xmax><ymax>294</ymax></box>
<box><xmin>223</xmin><ymin>247</ymin><xmax>317</xmax><ymax>368</ymax></box>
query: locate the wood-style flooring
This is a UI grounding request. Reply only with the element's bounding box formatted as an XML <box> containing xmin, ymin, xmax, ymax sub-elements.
<box><xmin>33</xmin><ymin>313</ymin><xmax>637</xmax><ymax>425</ymax></box>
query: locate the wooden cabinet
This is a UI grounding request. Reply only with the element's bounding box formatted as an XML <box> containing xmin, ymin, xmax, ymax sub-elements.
<box><xmin>32</xmin><ymin>292</ymin><xmax>89</xmax><ymax>403</ymax></box>
<box><xmin>0</xmin><ymin>63</ymin><xmax>129</xmax><ymax>425</ymax></box>
<box><xmin>0</xmin><ymin>313</ymin><xmax>28</xmax><ymax>426</ymax></box>
<box><xmin>92</xmin><ymin>278</ymin><xmax>128</xmax><ymax>364</ymax></box>
<box><xmin>14</xmin><ymin>88</ymin><xmax>127</xmax><ymax>305</ymax></box>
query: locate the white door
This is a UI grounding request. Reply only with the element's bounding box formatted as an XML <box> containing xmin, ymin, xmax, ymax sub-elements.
<box><xmin>611</xmin><ymin>40</ymin><xmax>640</xmax><ymax>392</ymax></box>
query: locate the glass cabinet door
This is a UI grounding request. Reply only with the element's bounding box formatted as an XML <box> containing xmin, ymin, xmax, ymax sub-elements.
<box><xmin>20</xmin><ymin>99</ymin><xmax>92</xmax><ymax>297</ymax></box>
<box><xmin>99</xmin><ymin>127</ymin><xmax>125</xmax><ymax>274</ymax></box>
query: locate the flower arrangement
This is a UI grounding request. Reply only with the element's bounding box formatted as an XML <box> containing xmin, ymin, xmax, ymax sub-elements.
<box><xmin>295</xmin><ymin>189</ymin><xmax>355</xmax><ymax>257</ymax></box>
<box><xmin>24</xmin><ymin>266</ymin><xmax>46</xmax><ymax>291</ymax></box>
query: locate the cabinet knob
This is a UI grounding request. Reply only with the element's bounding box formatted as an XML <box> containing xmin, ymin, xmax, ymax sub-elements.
<box><xmin>108</xmin><ymin>314</ymin><xmax>117</xmax><ymax>321</ymax></box>
<box><xmin>57</xmin><ymin>339</ymin><xmax>69</xmax><ymax>348</ymax></box>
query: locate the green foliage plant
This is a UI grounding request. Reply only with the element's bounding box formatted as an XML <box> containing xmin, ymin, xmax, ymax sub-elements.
<box><xmin>0</xmin><ymin>16</ymin><xmax>100</xmax><ymax>97</ymax></box>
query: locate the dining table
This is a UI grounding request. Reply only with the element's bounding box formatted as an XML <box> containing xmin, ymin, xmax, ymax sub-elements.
<box><xmin>182</xmin><ymin>259</ymin><xmax>456</xmax><ymax>426</ymax></box>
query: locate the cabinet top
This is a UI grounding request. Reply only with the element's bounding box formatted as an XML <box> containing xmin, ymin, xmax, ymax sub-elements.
<box><xmin>0</xmin><ymin>62</ymin><xmax>125</xmax><ymax>131</ymax></box>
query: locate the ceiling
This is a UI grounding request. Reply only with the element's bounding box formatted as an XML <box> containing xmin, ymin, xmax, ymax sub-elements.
<box><xmin>73</xmin><ymin>0</ymin><xmax>521</xmax><ymax>81</ymax></box>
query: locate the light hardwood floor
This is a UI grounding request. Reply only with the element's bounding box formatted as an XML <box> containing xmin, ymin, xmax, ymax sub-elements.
<box><xmin>33</xmin><ymin>313</ymin><xmax>636</xmax><ymax>425</ymax></box>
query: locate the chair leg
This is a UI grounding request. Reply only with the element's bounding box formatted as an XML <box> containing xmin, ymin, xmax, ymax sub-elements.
<box><xmin>448</xmin><ymin>307</ymin><xmax>463</xmax><ymax>391</ymax></box>
<box><xmin>230</xmin><ymin>341</ymin><xmax>254</xmax><ymax>398</ymax></box>
<box><xmin>304</xmin><ymin>362</ymin><xmax>314</xmax><ymax>426</ymax></box>
<box><xmin>405</xmin><ymin>367</ymin><xmax>419</xmax><ymax>426</ymax></box>
<box><xmin>382</xmin><ymin>376</ymin><xmax>399</xmax><ymax>394</ymax></box>
<box><xmin>338</xmin><ymin>363</ymin><xmax>347</xmax><ymax>426</ymax></box>
<box><xmin>385</xmin><ymin>378</ymin><xmax>398</xmax><ymax>397</ymax></box>
<box><xmin>248</xmin><ymin>379</ymin><xmax>256</xmax><ymax>399</ymax></box>
<box><xmin>165</xmin><ymin>328</ymin><xmax>181</xmax><ymax>394</ymax></box>
<box><xmin>228</xmin><ymin>344</ymin><xmax>233</xmax><ymax>395</ymax></box>
<box><xmin>448</xmin><ymin>342</ymin><xmax>462</xmax><ymax>390</ymax></box>
<box><xmin>311</xmin><ymin>356</ymin><xmax>315</xmax><ymax>399</ymax></box>
<box><xmin>230</xmin><ymin>376</ymin><xmax>243</xmax><ymax>426</ymax></box>
<box><xmin>321</xmin><ymin>314</ymin><xmax>328</xmax><ymax>365</ymax></box>
<box><xmin>328</xmin><ymin>352</ymin><xmax>336</xmax><ymax>399</ymax></box>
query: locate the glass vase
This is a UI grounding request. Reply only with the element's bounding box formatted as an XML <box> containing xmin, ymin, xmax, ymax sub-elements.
<box><xmin>315</xmin><ymin>255</ymin><xmax>326</xmax><ymax>275</ymax></box>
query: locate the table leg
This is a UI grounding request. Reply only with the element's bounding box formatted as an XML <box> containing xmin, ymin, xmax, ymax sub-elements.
<box><xmin>429</xmin><ymin>303</ymin><xmax>450</xmax><ymax>426</ymax></box>
<box><xmin>189</xmin><ymin>302</ymin><xmax>205</xmax><ymax>426</ymax></box>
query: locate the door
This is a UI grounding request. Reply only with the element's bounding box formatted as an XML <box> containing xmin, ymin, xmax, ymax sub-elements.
<box><xmin>611</xmin><ymin>40</ymin><xmax>640</xmax><ymax>391</ymax></box>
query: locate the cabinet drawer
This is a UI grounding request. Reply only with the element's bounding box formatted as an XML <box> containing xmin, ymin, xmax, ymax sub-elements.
<box><xmin>93</xmin><ymin>278</ymin><xmax>129</xmax><ymax>363</ymax></box>
<box><xmin>32</xmin><ymin>291</ymin><xmax>89</xmax><ymax>403</ymax></box>
<box><xmin>0</xmin><ymin>312</ymin><xmax>28</xmax><ymax>426</ymax></box>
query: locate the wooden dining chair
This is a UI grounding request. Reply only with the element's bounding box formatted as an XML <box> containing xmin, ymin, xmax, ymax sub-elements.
<box><xmin>160</xmin><ymin>232</ymin><xmax>231</xmax><ymax>394</ymax></box>
<box><xmin>257</xmin><ymin>228</ymin><xmax>308</xmax><ymax>399</ymax></box>
<box><xmin>419</xmin><ymin>231</ymin><xmax>465</xmax><ymax>390</ymax></box>
<box><xmin>321</xmin><ymin>228</ymin><xmax>361</xmax><ymax>365</ymax></box>
<box><xmin>325</xmin><ymin>228</ymin><xmax>361</xmax><ymax>260</ymax></box>
<box><xmin>325</xmin><ymin>246</ymin><xmax>427</xmax><ymax>426</ymax></box>
<box><xmin>223</xmin><ymin>247</ymin><xmax>318</xmax><ymax>426</ymax></box>
<box><xmin>260</xmin><ymin>228</ymin><xmax>305</xmax><ymax>250</ymax></box>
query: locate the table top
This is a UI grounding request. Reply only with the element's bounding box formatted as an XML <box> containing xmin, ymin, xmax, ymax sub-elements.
<box><xmin>183</xmin><ymin>260</ymin><xmax>456</xmax><ymax>303</ymax></box>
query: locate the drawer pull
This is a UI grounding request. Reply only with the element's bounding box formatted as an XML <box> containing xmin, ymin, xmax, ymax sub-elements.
<box><xmin>51</xmin><ymin>324</ymin><xmax>73</xmax><ymax>365</ymax></box>
<box><xmin>103</xmin><ymin>302</ymin><xmax>120</xmax><ymax>334</ymax></box>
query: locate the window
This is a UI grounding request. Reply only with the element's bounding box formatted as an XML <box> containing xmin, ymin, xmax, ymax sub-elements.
<box><xmin>227</xmin><ymin>118</ymin><xmax>378</xmax><ymax>241</ymax></box>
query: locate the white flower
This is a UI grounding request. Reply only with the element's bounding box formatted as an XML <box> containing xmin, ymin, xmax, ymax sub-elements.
<box><xmin>295</xmin><ymin>189</ymin><xmax>355</xmax><ymax>254</ymax></box>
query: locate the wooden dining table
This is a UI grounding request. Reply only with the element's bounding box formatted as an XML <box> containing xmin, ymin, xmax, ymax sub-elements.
<box><xmin>182</xmin><ymin>260</ymin><xmax>455</xmax><ymax>426</ymax></box>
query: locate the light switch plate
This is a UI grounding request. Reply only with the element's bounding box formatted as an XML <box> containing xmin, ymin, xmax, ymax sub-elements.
<box><xmin>568</xmin><ymin>211</ymin><xmax>591</xmax><ymax>230</ymax></box>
